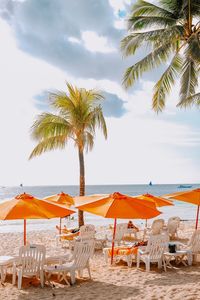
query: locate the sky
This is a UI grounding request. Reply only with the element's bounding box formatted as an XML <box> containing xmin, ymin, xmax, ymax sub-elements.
<box><xmin>0</xmin><ymin>0</ymin><xmax>200</xmax><ymax>186</ymax></box>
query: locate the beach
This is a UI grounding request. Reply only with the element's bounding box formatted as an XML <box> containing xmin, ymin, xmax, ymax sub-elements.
<box><xmin>0</xmin><ymin>221</ymin><xmax>200</xmax><ymax>300</ymax></box>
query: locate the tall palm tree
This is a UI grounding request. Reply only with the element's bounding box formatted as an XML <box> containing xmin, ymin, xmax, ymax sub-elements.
<box><xmin>121</xmin><ymin>0</ymin><xmax>200</xmax><ymax>112</ymax></box>
<box><xmin>29</xmin><ymin>83</ymin><xmax>107</xmax><ymax>227</ymax></box>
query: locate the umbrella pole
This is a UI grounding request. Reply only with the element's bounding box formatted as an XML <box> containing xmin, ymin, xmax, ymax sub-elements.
<box><xmin>111</xmin><ymin>218</ymin><xmax>117</xmax><ymax>265</ymax></box>
<box><xmin>195</xmin><ymin>205</ymin><xmax>200</xmax><ymax>229</ymax></box>
<box><xmin>59</xmin><ymin>218</ymin><xmax>62</xmax><ymax>235</ymax></box>
<box><xmin>24</xmin><ymin>219</ymin><xmax>26</xmax><ymax>246</ymax></box>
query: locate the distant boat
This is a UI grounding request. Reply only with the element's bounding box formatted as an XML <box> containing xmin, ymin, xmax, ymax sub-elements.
<box><xmin>20</xmin><ymin>183</ymin><xmax>23</xmax><ymax>187</ymax></box>
<box><xmin>178</xmin><ymin>184</ymin><xmax>192</xmax><ymax>188</ymax></box>
<box><xmin>149</xmin><ymin>181</ymin><xmax>153</xmax><ymax>186</ymax></box>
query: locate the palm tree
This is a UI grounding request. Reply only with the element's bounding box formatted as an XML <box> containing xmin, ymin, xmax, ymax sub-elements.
<box><xmin>121</xmin><ymin>0</ymin><xmax>200</xmax><ymax>112</ymax></box>
<box><xmin>29</xmin><ymin>83</ymin><xmax>107</xmax><ymax>227</ymax></box>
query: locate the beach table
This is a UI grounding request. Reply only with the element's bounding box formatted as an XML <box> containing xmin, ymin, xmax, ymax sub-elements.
<box><xmin>163</xmin><ymin>249</ymin><xmax>192</xmax><ymax>271</ymax></box>
<box><xmin>0</xmin><ymin>256</ymin><xmax>16</xmax><ymax>283</ymax></box>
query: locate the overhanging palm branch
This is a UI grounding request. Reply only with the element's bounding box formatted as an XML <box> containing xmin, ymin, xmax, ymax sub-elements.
<box><xmin>122</xmin><ymin>0</ymin><xmax>200</xmax><ymax>111</ymax></box>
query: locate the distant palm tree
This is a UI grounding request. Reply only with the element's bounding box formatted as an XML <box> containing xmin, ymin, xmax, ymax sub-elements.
<box><xmin>121</xmin><ymin>0</ymin><xmax>200</xmax><ymax>112</ymax></box>
<box><xmin>29</xmin><ymin>83</ymin><xmax>107</xmax><ymax>226</ymax></box>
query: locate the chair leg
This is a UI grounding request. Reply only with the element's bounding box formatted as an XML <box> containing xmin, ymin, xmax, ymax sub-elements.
<box><xmin>18</xmin><ymin>270</ymin><xmax>22</xmax><ymax>289</ymax></box>
<box><xmin>12</xmin><ymin>267</ymin><xmax>16</xmax><ymax>285</ymax></box>
<box><xmin>70</xmin><ymin>270</ymin><xmax>76</xmax><ymax>285</ymax></box>
<box><xmin>87</xmin><ymin>265</ymin><xmax>91</xmax><ymax>279</ymax></box>
<box><xmin>158</xmin><ymin>259</ymin><xmax>162</xmax><ymax>269</ymax></box>
<box><xmin>136</xmin><ymin>254</ymin><xmax>140</xmax><ymax>269</ymax></box>
<box><xmin>40</xmin><ymin>270</ymin><xmax>44</xmax><ymax>288</ymax></box>
<box><xmin>78</xmin><ymin>270</ymin><xmax>83</xmax><ymax>278</ymax></box>
<box><xmin>145</xmin><ymin>259</ymin><xmax>150</xmax><ymax>272</ymax></box>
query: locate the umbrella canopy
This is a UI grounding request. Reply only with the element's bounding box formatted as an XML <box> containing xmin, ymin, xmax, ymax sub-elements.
<box><xmin>135</xmin><ymin>193</ymin><xmax>173</xmax><ymax>207</ymax></box>
<box><xmin>75</xmin><ymin>192</ymin><xmax>161</xmax><ymax>264</ymax></box>
<box><xmin>44</xmin><ymin>192</ymin><xmax>74</xmax><ymax>206</ymax></box>
<box><xmin>0</xmin><ymin>193</ymin><xmax>75</xmax><ymax>244</ymax></box>
<box><xmin>44</xmin><ymin>192</ymin><xmax>74</xmax><ymax>234</ymax></box>
<box><xmin>75</xmin><ymin>192</ymin><xmax>161</xmax><ymax>219</ymax></box>
<box><xmin>164</xmin><ymin>188</ymin><xmax>200</xmax><ymax>229</ymax></box>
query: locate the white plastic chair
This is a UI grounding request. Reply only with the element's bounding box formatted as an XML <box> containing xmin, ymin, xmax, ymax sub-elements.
<box><xmin>44</xmin><ymin>240</ymin><xmax>95</xmax><ymax>285</ymax></box>
<box><xmin>69</xmin><ymin>224</ymin><xmax>95</xmax><ymax>250</ymax></box>
<box><xmin>143</xmin><ymin>219</ymin><xmax>165</xmax><ymax>239</ymax></box>
<box><xmin>137</xmin><ymin>234</ymin><xmax>169</xmax><ymax>272</ymax></box>
<box><xmin>107</xmin><ymin>223</ymin><xmax>128</xmax><ymax>246</ymax></box>
<box><xmin>182</xmin><ymin>229</ymin><xmax>200</xmax><ymax>262</ymax></box>
<box><xmin>167</xmin><ymin>217</ymin><xmax>180</xmax><ymax>239</ymax></box>
<box><xmin>13</xmin><ymin>244</ymin><xmax>46</xmax><ymax>289</ymax></box>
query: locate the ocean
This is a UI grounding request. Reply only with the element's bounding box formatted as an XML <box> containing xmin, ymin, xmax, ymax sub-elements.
<box><xmin>0</xmin><ymin>184</ymin><xmax>199</xmax><ymax>233</ymax></box>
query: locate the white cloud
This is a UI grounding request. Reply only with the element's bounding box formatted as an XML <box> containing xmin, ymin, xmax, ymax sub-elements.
<box><xmin>81</xmin><ymin>31</ymin><xmax>117</xmax><ymax>53</ymax></box>
<box><xmin>68</xmin><ymin>36</ymin><xmax>81</xmax><ymax>44</ymax></box>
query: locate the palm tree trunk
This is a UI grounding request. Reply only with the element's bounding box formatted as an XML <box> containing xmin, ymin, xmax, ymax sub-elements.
<box><xmin>78</xmin><ymin>147</ymin><xmax>85</xmax><ymax>227</ymax></box>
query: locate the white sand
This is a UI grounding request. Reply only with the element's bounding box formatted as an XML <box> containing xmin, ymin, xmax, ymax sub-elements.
<box><xmin>0</xmin><ymin>222</ymin><xmax>200</xmax><ymax>300</ymax></box>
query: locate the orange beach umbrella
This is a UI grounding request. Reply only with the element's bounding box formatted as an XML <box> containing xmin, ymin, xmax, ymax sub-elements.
<box><xmin>164</xmin><ymin>188</ymin><xmax>200</xmax><ymax>229</ymax></box>
<box><xmin>0</xmin><ymin>193</ymin><xmax>75</xmax><ymax>245</ymax></box>
<box><xmin>44</xmin><ymin>192</ymin><xmax>74</xmax><ymax>234</ymax></box>
<box><xmin>135</xmin><ymin>193</ymin><xmax>174</xmax><ymax>207</ymax></box>
<box><xmin>134</xmin><ymin>193</ymin><xmax>173</xmax><ymax>227</ymax></box>
<box><xmin>75</xmin><ymin>192</ymin><xmax>161</xmax><ymax>264</ymax></box>
<box><xmin>44</xmin><ymin>192</ymin><xmax>74</xmax><ymax>206</ymax></box>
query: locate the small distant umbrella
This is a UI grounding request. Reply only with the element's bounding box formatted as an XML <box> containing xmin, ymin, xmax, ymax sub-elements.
<box><xmin>75</xmin><ymin>192</ymin><xmax>161</xmax><ymax>264</ymax></box>
<box><xmin>0</xmin><ymin>193</ymin><xmax>75</xmax><ymax>245</ymax></box>
<box><xmin>164</xmin><ymin>188</ymin><xmax>200</xmax><ymax>229</ymax></box>
<box><xmin>134</xmin><ymin>193</ymin><xmax>174</xmax><ymax>227</ymax></box>
<box><xmin>44</xmin><ymin>192</ymin><xmax>74</xmax><ymax>234</ymax></box>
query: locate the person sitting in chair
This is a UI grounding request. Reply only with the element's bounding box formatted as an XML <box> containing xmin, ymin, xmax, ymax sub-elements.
<box><xmin>127</xmin><ymin>221</ymin><xmax>139</xmax><ymax>231</ymax></box>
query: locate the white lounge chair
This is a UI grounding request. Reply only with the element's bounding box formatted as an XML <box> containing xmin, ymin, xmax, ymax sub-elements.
<box><xmin>181</xmin><ymin>229</ymin><xmax>200</xmax><ymax>263</ymax></box>
<box><xmin>13</xmin><ymin>244</ymin><xmax>46</xmax><ymax>289</ymax></box>
<box><xmin>44</xmin><ymin>240</ymin><xmax>95</xmax><ymax>285</ymax></box>
<box><xmin>143</xmin><ymin>219</ymin><xmax>165</xmax><ymax>239</ymax></box>
<box><xmin>167</xmin><ymin>217</ymin><xmax>180</xmax><ymax>239</ymax></box>
<box><xmin>137</xmin><ymin>234</ymin><xmax>169</xmax><ymax>272</ymax></box>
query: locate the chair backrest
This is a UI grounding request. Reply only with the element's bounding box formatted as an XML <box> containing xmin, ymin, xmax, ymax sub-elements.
<box><xmin>168</xmin><ymin>217</ymin><xmax>181</xmax><ymax>225</ymax></box>
<box><xmin>19</xmin><ymin>244</ymin><xmax>46</xmax><ymax>275</ymax></box>
<box><xmin>146</xmin><ymin>234</ymin><xmax>169</xmax><ymax>260</ymax></box>
<box><xmin>188</xmin><ymin>230</ymin><xmax>200</xmax><ymax>253</ymax></box>
<box><xmin>73</xmin><ymin>240</ymin><xmax>95</xmax><ymax>269</ymax></box>
<box><xmin>79</xmin><ymin>224</ymin><xmax>95</xmax><ymax>240</ymax></box>
<box><xmin>151</xmin><ymin>219</ymin><xmax>165</xmax><ymax>235</ymax></box>
<box><xmin>115</xmin><ymin>223</ymin><xmax>128</xmax><ymax>241</ymax></box>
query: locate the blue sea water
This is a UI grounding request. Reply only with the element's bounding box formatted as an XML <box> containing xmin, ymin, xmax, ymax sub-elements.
<box><xmin>0</xmin><ymin>184</ymin><xmax>199</xmax><ymax>233</ymax></box>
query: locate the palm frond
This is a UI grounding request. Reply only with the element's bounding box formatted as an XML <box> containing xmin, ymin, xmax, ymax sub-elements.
<box><xmin>29</xmin><ymin>136</ymin><xmax>66</xmax><ymax>159</ymax></box>
<box><xmin>152</xmin><ymin>53</ymin><xmax>183</xmax><ymax>112</ymax></box>
<box><xmin>128</xmin><ymin>16</ymin><xmax>176</xmax><ymax>31</ymax></box>
<box><xmin>123</xmin><ymin>43</ymin><xmax>172</xmax><ymax>88</ymax></box>
<box><xmin>131</xmin><ymin>0</ymin><xmax>176</xmax><ymax>18</ymax></box>
<box><xmin>178</xmin><ymin>92</ymin><xmax>200</xmax><ymax>107</ymax></box>
<box><xmin>121</xmin><ymin>26</ymin><xmax>183</xmax><ymax>57</ymax></box>
<box><xmin>31</xmin><ymin>113</ymin><xmax>72</xmax><ymax>140</ymax></box>
<box><xmin>178</xmin><ymin>56</ymin><xmax>199</xmax><ymax>107</ymax></box>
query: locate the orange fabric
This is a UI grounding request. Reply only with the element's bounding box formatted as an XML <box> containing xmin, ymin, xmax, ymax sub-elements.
<box><xmin>135</xmin><ymin>194</ymin><xmax>174</xmax><ymax>207</ymax></box>
<box><xmin>107</xmin><ymin>246</ymin><xmax>138</xmax><ymax>257</ymax></box>
<box><xmin>44</xmin><ymin>192</ymin><xmax>74</xmax><ymax>206</ymax></box>
<box><xmin>75</xmin><ymin>192</ymin><xmax>161</xmax><ymax>219</ymax></box>
<box><xmin>60</xmin><ymin>232</ymin><xmax>79</xmax><ymax>240</ymax></box>
<box><xmin>164</xmin><ymin>189</ymin><xmax>200</xmax><ymax>206</ymax></box>
<box><xmin>0</xmin><ymin>193</ymin><xmax>75</xmax><ymax>220</ymax></box>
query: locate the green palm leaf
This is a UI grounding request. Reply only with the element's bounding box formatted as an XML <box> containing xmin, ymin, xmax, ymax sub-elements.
<box><xmin>152</xmin><ymin>53</ymin><xmax>183</xmax><ymax>112</ymax></box>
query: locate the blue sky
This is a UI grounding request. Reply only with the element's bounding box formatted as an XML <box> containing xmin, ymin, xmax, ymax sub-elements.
<box><xmin>0</xmin><ymin>0</ymin><xmax>200</xmax><ymax>186</ymax></box>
